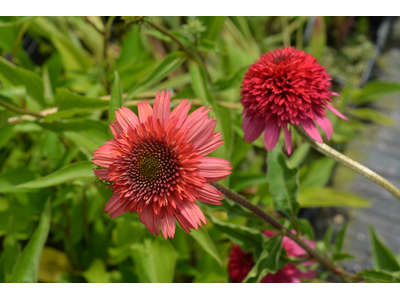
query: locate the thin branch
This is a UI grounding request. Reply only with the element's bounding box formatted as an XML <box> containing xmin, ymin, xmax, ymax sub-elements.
<box><xmin>295</xmin><ymin>125</ymin><xmax>400</xmax><ymax>201</ymax></box>
<box><xmin>0</xmin><ymin>98</ymin><xmax>44</xmax><ymax>119</ymax></box>
<box><xmin>210</xmin><ymin>182</ymin><xmax>361</xmax><ymax>282</ymax></box>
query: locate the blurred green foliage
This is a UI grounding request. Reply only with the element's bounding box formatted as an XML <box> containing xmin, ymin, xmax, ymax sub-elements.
<box><xmin>1</xmin><ymin>16</ymin><xmax>400</xmax><ymax>283</ymax></box>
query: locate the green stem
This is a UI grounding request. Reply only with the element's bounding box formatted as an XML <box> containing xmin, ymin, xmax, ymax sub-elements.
<box><xmin>210</xmin><ymin>182</ymin><xmax>361</xmax><ymax>282</ymax></box>
<box><xmin>61</xmin><ymin>203</ymin><xmax>80</xmax><ymax>268</ymax></box>
<box><xmin>0</xmin><ymin>98</ymin><xmax>43</xmax><ymax>119</ymax></box>
<box><xmin>295</xmin><ymin>125</ymin><xmax>400</xmax><ymax>201</ymax></box>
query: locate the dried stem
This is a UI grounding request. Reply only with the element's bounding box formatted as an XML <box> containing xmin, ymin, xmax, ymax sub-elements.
<box><xmin>295</xmin><ymin>125</ymin><xmax>400</xmax><ymax>201</ymax></box>
<box><xmin>209</xmin><ymin>182</ymin><xmax>361</xmax><ymax>282</ymax></box>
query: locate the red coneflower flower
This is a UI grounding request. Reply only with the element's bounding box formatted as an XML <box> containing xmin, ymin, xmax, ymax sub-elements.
<box><xmin>92</xmin><ymin>90</ymin><xmax>232</xmax><ymax>239</ymax></box>
<box><xmin>241</xmin><ymin>47</ymin><xmax>347</xmax><ymax>154</ymax></box>
<box><xmin>228</xmin><ymin>230</ymin><xmax>316</xmax><ymax>283</ymax></box>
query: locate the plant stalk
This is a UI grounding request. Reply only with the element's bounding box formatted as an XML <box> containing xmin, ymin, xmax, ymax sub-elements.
<box><xmin>294</xmin><ymin>125</ymin><xmax>400</xmax><ymax>201</ymax></box>
<box><xmin>210</xmin><ymin>182</ymin><xmax>361</xmax><ymax>282</ymax></box>
<box><xmin>0</xmin><ymin>98</ymin><xmax>43</xmax><ymax>119</ymax></box>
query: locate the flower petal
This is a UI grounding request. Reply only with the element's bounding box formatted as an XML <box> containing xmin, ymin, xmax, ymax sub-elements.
<box><xmin>283</xmin><ymin>125</ymin><xmax>292</xmax><ymax>155</ymax></box>
<box><xmin>196</xmin><ymin>183</ymin><xmax>224</xmax><ymax>205</ymax></box>
<box><xmin>153</xmin><ymin>90</ymin><xmax>170</xmax><ymax>125</ymax></box>
<box><xmin>197</xmin><ymin>157</ymin><xmax>232</xmax><ymax>182</ymax></box>
<box><xmin>326</xmin><ymin>104</ymin><xmax>348</xmax><ymax>121</ymax></box>
<box><xmin>301</xmin><ymin>119</ymin><xmax>323</xmax><ymax>143</ymax></box>
<box><xmin>264</xmin><ymin>121</ymin><xmax>281</xmax><ymax>151</ymax></box>
<box><xmin>160</xmin><ymin>213</ymin><xmax>176</xmax><ymax>239</ymax></box>
<box><xmin>315</xmin><ymin>114</ymin><xmax>333</xmax><ymax>140</ymax></box>
<box><xmin>115</xmin><ymin>106</ymin><xmax>139</xmax><ymax>132</ymax></box>
<box><xmin>170</xmin><ymin>99</ymin><xmax>192</xmax><ymax>129</ymax></box>
<box><xmin>94</xmin><ymin>169</ymin><xmax>110</xmax><ymax>181</ymax></box>
<box><xmin>137</xmin><ymin>101</ymin><xmax>153</xmax><ymax>123</ymax></box>
<box><xmin>242</xmin><ymin>117</ymin><xmax>265</xmax><ymax>143</ymax></box>
<box><xmin>138</xmin><ymin>205</ymin><xmax>160</xmax><ymax>236</ymax></box>
<box><xmin>178</xmin><ymin>201</ymin><xmax>206</xmax><ymax>230</ymax></box>
<box><xmin>105</xmin><ymin>194</ymin><xmax>128</xmax><ymax>218</ymax></box>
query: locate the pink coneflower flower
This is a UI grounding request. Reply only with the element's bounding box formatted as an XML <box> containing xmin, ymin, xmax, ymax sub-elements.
<box><xmin>241</xmin><ymin>47</ymin><xmax>347</xmax><ymax>154</ymax></box>
<box><xmin>228</xmin><ymin>230</ymin><xmax>316</xmax><ymax>283</ymax></box>
<box><xmin>92</xmin><ymin>90</ymin><xmax>232</xmax><ymax>239</ymax></box>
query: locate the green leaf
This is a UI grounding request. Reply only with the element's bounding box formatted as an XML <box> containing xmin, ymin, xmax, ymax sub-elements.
<box><xmin>213</xmin><ymin>66</ymin><xmax>247</xmax><ymax>92</ymax></box>
<box><xmin>300</xmin><ymin>157</ymin><xmax>335</xmax><ymax>189</ymax></box>
<box><xmin>0</xmin><ymin>126</ymin><xmax>14</xmax><ymax>150</ymax></box>
<box><xmin>82</xmin><ymin>259</ymin><xmax>109</xmax><ymax>283</ymax></box>
<box><xmin>17</xmin><ymin>161</ymin><xmax>93</xmax><ymax>189</ymax></box>
<box><xmin>135</xmin><ymin>239</ymin><xmax>177</xmax><ymax>283</ymax></box>
<box><xmin>2</xmin><ymin>216</ymin><xmax>20</xmax><ymax>282</ymax></box>
<box><xmin>190</xmin><ymin>227</ymin><xmax>222</xmax><ymax>265</ymax></box>
<box><xmin>323</xmin><ymin>225</ymin><xmax>334</xmax><ymax>248</ymax></box>
<box><xmin>347</xmin><ymin>108</ymin><xmax>395</xmax><ymax>126</ymax></box>
<box><xmin>207</xmin><ymin>214</ymin><xmax>265</xmax><ymax>258</ymax></box>
<box><xmin>298</xmin><ymin>187</ymin><xmax>370</xmax><ymax>208</ymax></box>
<box><xmin>230</xmin><ymin>172</ymin><xmax>268</xmax><ymax>192</ymax></box>
<box><xmin>10</xmin><ymin>199</ymin><xmax>51</xmax><ymax>283</ymax></box>
<box><xmin>0</xmin><ymin>16</ymin><xmax>36</xmax><ymax>27</ymax></box>
<box><xmin>369</xmin><ymin>226</ymin><xmax>400</xmax><ymax>272</ymax></box>
<box><xmin>0</xmin><ymin>167</ymin><xmax>37</xmax><ymax>193</ymax></box>
<box><xmin>243</xmin><ymin>234</ymin><xmax>283</xmax><ymax>283</ymax></box>
<box><xmin>360</xmin><ymin>269</ymin><xmax>400</xmax><ymax>283</ymax></box>
<box><xmin>0</xmin><ymin>57</ymin><xmax>45</xmax><ymax>107</ymax></box>
<box><xmin>127</xmin><ymin>51</ymin><xmax>187</xmax><ymax>99</ymax></box>
<box><xmin>288</xmin><ymin>143</ymin><xmax>310</xmax><ymax>168</ymax></box>
<box><xmin>332</xmin><ymin>252</ymin><xmax>354</xmax><ymax>261</ymax></box>
<box><xmin>199</xmin><ymin>17</ymin><xmax>226</xmax><ymax>41</ymax></box>
<box><xmin>309</xmin><ymin>16</ymin><xmax>326</xmax><ymax>60</ymax></box>
<box><xmin>335</xmin><ymin>223</ymin><xmax>348</xmax><ymax>252</ymax></box>
<box><xmin>267</xmin><ymin>148</ymin><xmax>300</xmax><ymax>218</ymax></box>
<box><xmin>109</xmin><ymin>71</ymin><xmax>123</xmax><ymax>123</ymax></box>
<box><xmin>189</xmin><ymin>60</ymin><xmax>213</xmax><ymax>107</ymax></box>
<box><xmin>352</xmin><ymin>81</ymin><xmax>400</xmax><ymax>104</ymax></box>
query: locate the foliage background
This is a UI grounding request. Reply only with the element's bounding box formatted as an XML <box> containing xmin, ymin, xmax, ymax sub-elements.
<box><xmin>1</xmin><ymin>16</ymin><xmax>400</xmax><ymax>283</ymax></box>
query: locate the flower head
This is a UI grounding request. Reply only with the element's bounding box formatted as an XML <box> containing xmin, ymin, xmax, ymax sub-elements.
<box><xmin>228</xmin><ymin>230</ymin><xmax>316</xmax><ymax>283</ymax></box>
<box><xmin>92</xmin><ymin>90</ymin><xmax>232</xmax><ymax>239</ymax></box>
<box><xmin>241</xmin><ymin>47</ymin><xmax>347</xmax><ymax>154</ymax></box>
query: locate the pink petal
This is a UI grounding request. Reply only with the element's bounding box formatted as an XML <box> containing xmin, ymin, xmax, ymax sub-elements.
<box><xmin>153</xmin><ymin>90</ymin><xmax>170</xmax><ymax>126</ymax></box>
<box><xmin>178</xmin><ymin>201</ymin><xmax>206</xmax><ymax>230</ymax></box>
<box><xmin>301</xmin><ymin>119</ymin><xmax>323</xmax><ymax>143</ymax></box>
<box><xmin>196</xmin><ymin>183</ymin><xmax>224</xmax><ymax>205</ymax></box>
<box><xmin>138</xmin><ymin>205</ymin><xmax>160</xmax><ymax>236</ymax></box>
<box><xmin>170</xmin><ymin>99</ymin><xmax>192</xmax><ymax>129</ymax></box>
<box><xmin>315</xmin><ymin>115</ymin><xmax>333</xmax><ymax>140</ymax></box>
<box><xmin>283</xmin><ymin>125</ymin><xmax>292</xmax><ymax>155</ymax></box>
<box><xmin>105</xmin><ymin>194</ymin><xmax>128</xmax><ymax>218</ymax></box>
<box><xmin>182</xmin><ymin>106</ymin><xmax>211</xmax><ymax>130</ymax></box>
<box><xmin>94</xmin><ymin>169</ymin><xmax>110</xmax><ymax>181</ymax></box>
<box><xmin>160</xmin><ymin>214</ymin><xmax>176</xmax><ymax>239</ymax></box>
<box><xmin>115</xmin><ymin>106</ymin><xmax>139</xmax><ymax>132</ymax></box>
<box><xmin>92</xmin><ymin>143</ymin><xmax>118</xmax><ymax>167</ymax></box>
<box><xmin>137</xmin><ymin>101</ymin><xmax>153</xmax><ymax>123</ymax></box>
<box><xmin>326</xmin><ymin>104</ymin><xmax>348</xmax><ymax>121</ymax></box>
<box><xmin>242</xmin><ymin>117</ymin><xmax>265</xmax><ymax>143</ymax></box>
<box><xmin>331</xmin><ymin>91</ymin><xmax>340</xmax><ymax>97</ymax></box>
<box><xmin>264</xmin><ymin>121</ymin><xmax>281</xmax><ymax>151</ymax></box>
<box><xmin>197</xmin><ymin>157</ymin><xmax>232</xmax><ymax>182</ymax></box>
<box><xmin>196</xmin><ymin>132</ymin><xmax>224</xmax><ymax>156</ymax></box>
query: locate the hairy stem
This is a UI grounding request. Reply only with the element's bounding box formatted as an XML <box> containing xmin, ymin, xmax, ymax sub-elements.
<box><xmin>210</xmin><ymin>182</ymin><xmax>361</xmax><ymax>282</ymax></box>
<box><xmin>295</xmin><ymin>125</ymin><xmax>400</xmax><ymax>201</ymax></box>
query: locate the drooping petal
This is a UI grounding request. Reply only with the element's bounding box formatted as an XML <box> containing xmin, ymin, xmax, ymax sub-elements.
<box><xmin>197</xmin><ymin>157</ymin><xmax>232</xmax><ymax>182</ymax></box>
<box><xmin>326</xmin><ymin>104</ymin><xmax>348</xmax><ymax>121</ymax></box>
<box><xmin>137</xmin><ymin>101</ymin><xmax>153</xmax><ymax>123</ymax></box>
<box><xmin>264</xmin><ymin>121</ymin><xmax>281</xmax><ymax>151</ymax></box>
<box><xmin>153</xmin><ymin>90</ymin><xmax>170</xmax><ymax>125</ymax></box>
<box><xmin>196</xmin><ymin>183</ymin><xmax>224</xmax><ymax>205</ymax></box>
<box><xmin>94</xmin><ymin>169</ymin><xmax>110</xmax><ymax>181</ymax></box>
<box><xmin>105</xmin><ymin>194</ymin><xmax>128</xmax><ymax>218</ymax></box>
<box><xmin>138</xmin><ymin>205</ymin><xmax>160</xmax><ymax>236</ymax></box>
<box><xmin>283</xmin><ymin>125</ymin><xmax>292</xmax><ymax>155</ymax></box>
<box><xmin>160</xmin><ymin>214</ymin><xmax>176</xmax><ymax>239</ymax></box>
<box><xmin>242</xmin><ymin>116</ymin><xmax>265</xmax><ymax>143</ymax></box>
<box><xmin>301</xmin><ymin>118</ymin><xmax>323</xmax><ymax>143</ymax></box>
<box><xmin>178</xmin><ymin>201</ymin><xmax>206</xmax><ymax>230</ymax></box>
<box><xmin>315</xmin><ymin>114</ymin><xmax>333</xmax><ymax>140</ymax></box>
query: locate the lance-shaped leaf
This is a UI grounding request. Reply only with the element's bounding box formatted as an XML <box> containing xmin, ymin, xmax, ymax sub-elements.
<box><xmin>17</xmin><ymin>161</ymin><xmax>93</xmax><ymax>189</ymax></box>
<box><xmin>369</xmin><ymin>226</ymin><xmax>400</xmax><ymax>272</ymax></box>
<box><xmin>190</xmin><ymin>227</ymin><xmax>222</xmax><ymax>265</ymax></box>
<box><xmin>109</xmin><ymin>70</ymin><xmax>123</xmax><ymax>123</ymax></box>
<box><xmin>10</xmin><ymin>199</ymin><xmax>51</xmax><ymax>283</ymax></box>
<box><xmin>267</xmin><ymin>148</ymin><xmax>300</xmax><ymax>219</ymax></box>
